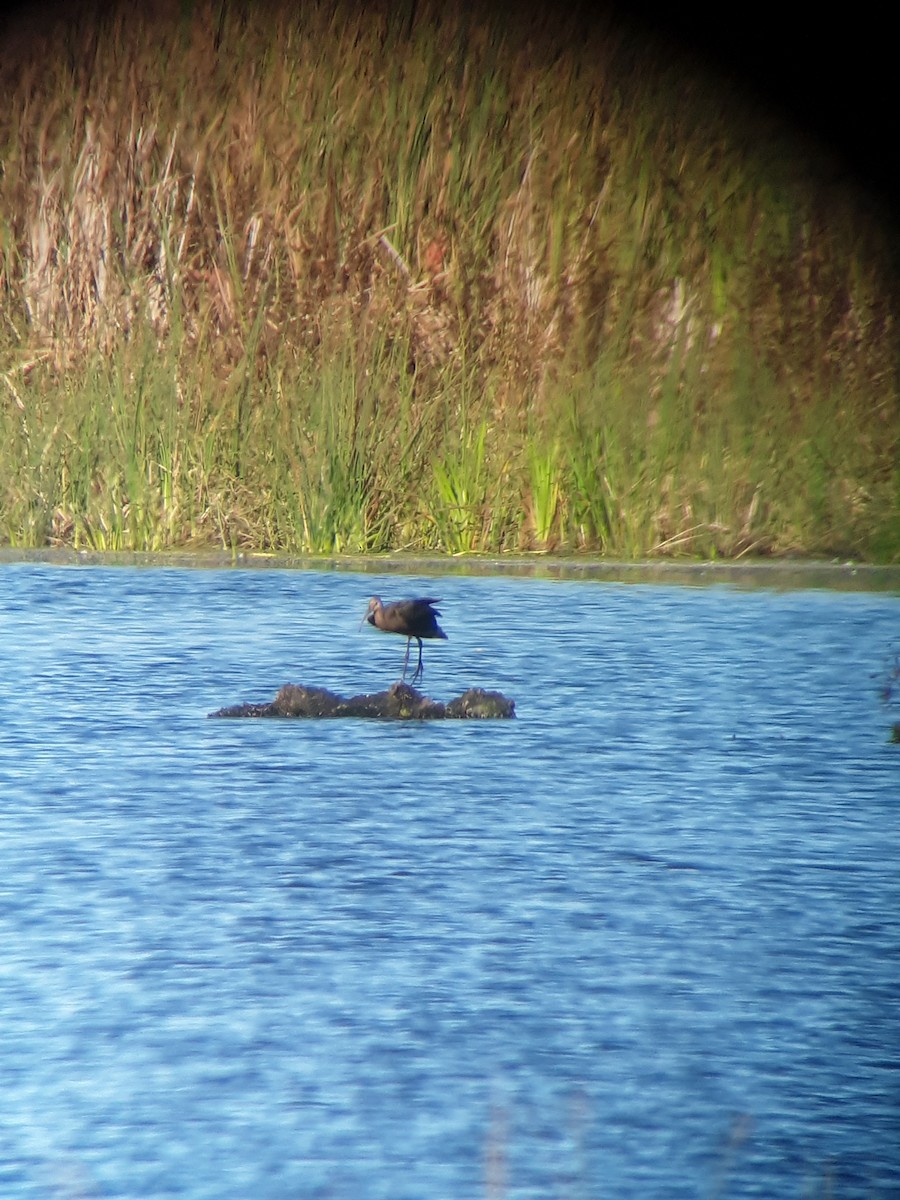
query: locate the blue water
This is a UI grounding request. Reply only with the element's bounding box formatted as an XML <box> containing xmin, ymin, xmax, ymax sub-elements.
<box><xmin>0</xmin><ymin>560</ymin><xmax>898</xmax><ymax>1200</ymax></box>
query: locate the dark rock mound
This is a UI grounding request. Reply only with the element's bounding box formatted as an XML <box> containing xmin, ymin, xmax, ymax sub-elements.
<box><xmin>209</xmin><ymin>681</ymin><xmax>515</xmax><ymax>720</ymax></box>
<box><xmin>445</xmin><ymin>688</ymin><xmax>516</xmax><ymax>719</ymax></box>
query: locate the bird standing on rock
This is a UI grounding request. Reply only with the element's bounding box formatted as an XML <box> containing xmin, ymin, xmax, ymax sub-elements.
<box><xmin>362</xmin><ymin>596</ymin><xmax>448</xmax><ymax>684</ymax></box>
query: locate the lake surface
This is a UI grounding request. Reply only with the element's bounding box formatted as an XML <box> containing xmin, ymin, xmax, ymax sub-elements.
<box><xmin>0</xmin><ymin>560</ymin><xmax>898</xmax><ymax>1199</ymax></box>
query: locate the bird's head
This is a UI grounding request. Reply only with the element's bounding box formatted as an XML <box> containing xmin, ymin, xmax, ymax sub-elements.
<box><xmin>360</xmin><ymin>596</ymin><xmax>381</xmax><ymax>629</ymax></box>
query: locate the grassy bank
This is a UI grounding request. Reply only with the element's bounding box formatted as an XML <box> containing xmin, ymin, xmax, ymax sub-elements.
<box><xmin>1</xmin><ymin>0</ymin><xmax>898</xmax><ymax>559</ymax></box>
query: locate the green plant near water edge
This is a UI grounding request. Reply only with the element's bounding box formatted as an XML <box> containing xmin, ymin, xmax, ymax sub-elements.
<box><xmin>430</xmin><ymin>419</ymin><xmax>491</xmax><ymax>554</ymax></box>
<box><xmin>527</xmin><ymin>443</ymin><xmax>561</xmax><ymax>550</ymax></box>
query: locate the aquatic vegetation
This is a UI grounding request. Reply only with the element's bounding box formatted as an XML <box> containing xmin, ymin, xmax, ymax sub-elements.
<box><xmin>0</xmin><ymin>0</ymin><xmax>897</xmax><ymax>559</ymax></box>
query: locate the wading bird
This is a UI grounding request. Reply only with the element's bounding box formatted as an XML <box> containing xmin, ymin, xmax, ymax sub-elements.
<box><xmin>361</xmin><ymin>596</ymin><xmax>448</xmax><ymax>683</ymax></box>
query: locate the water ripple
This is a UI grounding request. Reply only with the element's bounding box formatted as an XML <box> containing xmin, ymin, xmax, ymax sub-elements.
<box><xmin>1</xmin><ymin>562</ymin><xmax>898</xmax><ymax>1199</ymax></box>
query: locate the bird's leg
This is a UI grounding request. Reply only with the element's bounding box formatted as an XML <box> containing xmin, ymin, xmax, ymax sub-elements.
<box><xmin>401</xmin><ymin>637</ymin><xmax>411</xmax><ymax>681</ymax></box>
<box><xmin>411</xmin><ymin>637</ymin><xmax>424</xmax><ymax>684</ymax></box>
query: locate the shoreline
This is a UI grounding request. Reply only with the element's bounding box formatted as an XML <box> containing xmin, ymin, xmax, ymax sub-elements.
<box><xmin>2</xmin><ymin>547</ymin><xmax>899</xmax><ymax>592</ymax></box>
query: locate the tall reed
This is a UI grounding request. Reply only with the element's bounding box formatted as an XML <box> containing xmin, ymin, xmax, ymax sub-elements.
<box><xmin>0</xmin><ymin>0</ymin><xmax>897</xmax><ymax>559</ymax></box>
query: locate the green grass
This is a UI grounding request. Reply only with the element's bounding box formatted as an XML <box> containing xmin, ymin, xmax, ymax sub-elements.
<box><xmin>0</xmin><ymin>0</ymin><xmax>897</xmax><ymax>559</ymax></box>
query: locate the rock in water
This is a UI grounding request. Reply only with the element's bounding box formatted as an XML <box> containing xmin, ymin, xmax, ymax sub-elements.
<box><xmin>208</xmin><ymin>682</ymin><xmax>515</xmax><ymax>720</ymax></box>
